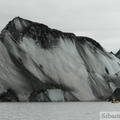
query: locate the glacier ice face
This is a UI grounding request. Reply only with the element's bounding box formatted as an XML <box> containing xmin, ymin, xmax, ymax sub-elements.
<box><xmin>0</xmin><ymin>17</ymin><xmax>120</xmax><ymax>102</ymax></box>
<box><xmin>0</xmin><ymin>40</ymin><xmax>32</xmax><ymax>101</ymax></box>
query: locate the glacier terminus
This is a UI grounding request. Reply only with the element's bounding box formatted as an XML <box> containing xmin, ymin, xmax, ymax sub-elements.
<box><xmin>0</xmin><ymin>17</ymin><xmax>120</xmax><ymax>102</ymax></box>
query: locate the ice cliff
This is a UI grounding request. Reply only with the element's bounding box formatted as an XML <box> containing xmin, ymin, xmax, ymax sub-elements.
<box><xmin>0</xmin><ymin>17</ymin><xmax>120</xmax><ymax>102</ymax></box>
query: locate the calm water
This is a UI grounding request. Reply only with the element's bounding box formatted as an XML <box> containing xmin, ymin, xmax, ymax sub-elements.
<box><xmin>0</xmin><ymin>102</ymin><xmax>119</xmax><ymax>120</ymax></box>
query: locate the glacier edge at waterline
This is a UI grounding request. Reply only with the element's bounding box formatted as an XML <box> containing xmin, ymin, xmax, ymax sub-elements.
<box><xmin>0</xmin><ymin>17</ymin><xmax>120</xmax><ymax>102</ymax></box>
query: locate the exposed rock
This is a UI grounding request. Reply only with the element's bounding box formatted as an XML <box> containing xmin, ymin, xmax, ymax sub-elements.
<box><xmin>107</xmin><ymin>88</ymin><xmax>120</xmax><ymax>101</ymax></box>
<box><xmin>0</xmin><ymin>89</ymin><xmax>19</xmax><ymax>102</ymax></box>
<box><xmin>116</xmin><ymin>49</ymin><xmax>120</xmax><ymax>59</ymax></box>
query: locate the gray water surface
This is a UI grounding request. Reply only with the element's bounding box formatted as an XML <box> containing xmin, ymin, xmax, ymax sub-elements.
<box><xmin>0</xmin><ymin>102</ymin><xmax>119</xmax><ymax>120</ymax></box>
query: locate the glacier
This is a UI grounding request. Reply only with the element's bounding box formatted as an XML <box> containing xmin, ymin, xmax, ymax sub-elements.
<box><xmin>0</xmin><ymin>17</ymin><xmax>120</xmax><ymax>102</ymax></box>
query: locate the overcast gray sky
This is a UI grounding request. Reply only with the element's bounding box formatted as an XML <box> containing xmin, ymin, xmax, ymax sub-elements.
<box><xmin>0</xmin><ymin>0</ymin><xmax>120</xmax><ymax>53</ymax></box>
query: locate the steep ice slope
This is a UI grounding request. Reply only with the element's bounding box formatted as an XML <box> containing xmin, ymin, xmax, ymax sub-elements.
<box><xmin>0</xmin><ymin>41</ymin><xmax>32</xmax><ymax>101</ymax></box>
<box><xmin>0</xmin><ymin>17</ymin><xmax>120</xmax><ymax>101</ymax></box>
